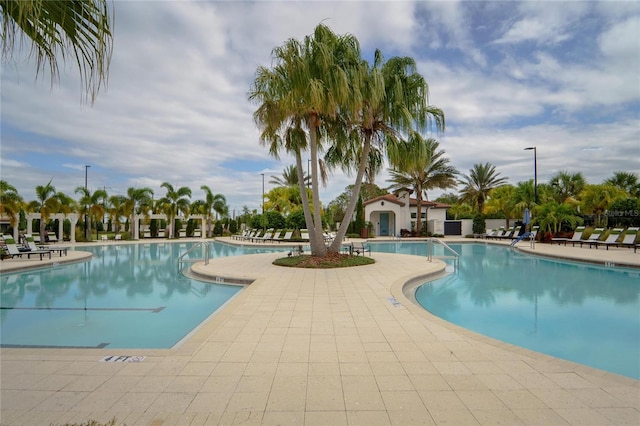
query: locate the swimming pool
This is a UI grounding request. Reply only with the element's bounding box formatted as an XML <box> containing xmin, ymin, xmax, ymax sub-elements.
<box><xmin>0</xmin><ymin>242</ymin><xmax>289</xmax><ymax>349</ymax></box>
<box><xmin>372</xmin><ymin>241</ymin><xmax>640</xmax><ymax>379</ymax></box>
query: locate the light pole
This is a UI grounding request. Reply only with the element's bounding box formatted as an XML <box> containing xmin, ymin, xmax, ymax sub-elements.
<box><xmin>524</xmin><ymin>147</ymin><xmax>537</xmax><ymax>204</ymax></box>
<box><xmin>84</xmin><ymin>165</ymin><xmax>90</xmax><ymax>240</ymax></box>
<box><xmin>261</xmin><ymin>173</ymin><xmax>265</xmax><ymax>214</ymax></box>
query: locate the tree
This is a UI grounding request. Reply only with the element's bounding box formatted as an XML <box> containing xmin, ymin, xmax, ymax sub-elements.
<box><xmin>549</xmin><ymin>171</ymin><xmax>586</xmax><ymax>203</ymax></box>
<box><xmin>0</xmin><ymin>180</ymin><xmax>23</xmax><ymax>230</ymax></box>
<box><xmin>75</xmin><ymin>186</ymin><xmax>107</xmax><ymax>240</ymax></box>
<box><xmin>579</xmin><ymin>184</ymin><xmax>626</xmax><ymax>227</ymax></box>
<box><xmin>534</xmin><ymin>202</ymin><xmax>582</xmax><ymax>234</ymax></box>
<box><xmin>200</xmin><ymin>185</ymin><xmax>226</xmax><ymax>238</ymax></box>
<box><xmin>108</xmin><ymin>194</ymin><xmax>127</xmax><ymax>234</ymax></box>
<box><xmin>327</xmin><ymin>183</ymin><xmax>386</xmax><ymax>225</ymax></box>
<box><xmin>269</xmin><ymin>165</ymin><xmax>310</xmax><ymax>188</ymax></box>
<box><xmin>30</xmin><ymin>179</ymin><xmax>60</xmax><ymax>239</ymax></box>
<box><xmin>604</xmin><ymin>171</ymin><xmax>640</xmax><ymax>197</ymax></box>
<box><xmin>158</xmin><ymin>182</ymin><xmax>191</xmax><ymax>238</ymax></box>
<box><xmin>458</xmin><ymin>163</ymin><xmax>508</xmax><ymax>214</ymax></box>
<box><xmin>484</xmin><ymin>185</ymin><xmax>517</xmax><ymax>226</ymax></box>
<box><xmin>123</xmin><ymin>187</ymin><xmax>153</xmax><ymax>239</ymax></box>
<box><xmin>1</xmin><ymin>0</ymin><xmax>113</xmax><ymax>103</ymax></box>
<box><xmin>387</xmin><ymin>135</ymin><xmax>458</xmax><ymax>236</ymax></box>
<box><xmin>249</xmin><ymin>24</ymin><xmax>361</xmax><ymax>256</ymax></box>
<box><xmin>325</xmin><ymin>51</ymin><xmax>445</xmax><ymax>253</ymax></box>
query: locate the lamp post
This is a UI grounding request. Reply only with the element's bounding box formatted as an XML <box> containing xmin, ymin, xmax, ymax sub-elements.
<box><xmin>524</xmin><ymin>147</ymin><xmax>537</xmax><ymax>204</ymax></box>
<box><xmin>84</xmin><ymin>165</ymin><xmax>90</xmax><ymax>240</ymax></box>
<box><xmin>261</xmin><ymin>173</ymin><xmax>265</xmax><ymax>214</ymax></box>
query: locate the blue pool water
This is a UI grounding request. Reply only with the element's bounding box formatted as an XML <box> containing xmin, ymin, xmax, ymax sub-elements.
<box><xmin>372</xmin><ymin>242</ymin><xmax>640</xmax><ymax>379</ymax></box>
<box><xmin>0</xmin><ymin>242</ymin><xmax>289</xmax><ymax>349</ymax></box>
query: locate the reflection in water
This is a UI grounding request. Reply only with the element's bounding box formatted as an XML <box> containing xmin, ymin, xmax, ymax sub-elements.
<box><xmin>1</xmin><ymin>242</ymin><xmax>284</xmax><ymax>349</ymax></box>
<box><xmin>410</xmin><ymin>243</ymin><xmax>639</xmax><ymax>379</ymax></box>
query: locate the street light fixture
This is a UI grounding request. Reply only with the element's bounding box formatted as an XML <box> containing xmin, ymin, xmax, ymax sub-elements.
<box><xmin>524</xmin><ymin>147</ymin><xmax>537</xmax><ymax>204</ymax></box>
<box><xmin>84</xmin><ymin>165</ymin><xmax>90</xmax><ymax>240</ymax></box>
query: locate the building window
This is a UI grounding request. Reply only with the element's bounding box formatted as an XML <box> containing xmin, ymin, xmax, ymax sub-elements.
<box><xmin>411</xmin><ymin>213</ymin><xmax>416</xmax><ymax>219</ymax></box>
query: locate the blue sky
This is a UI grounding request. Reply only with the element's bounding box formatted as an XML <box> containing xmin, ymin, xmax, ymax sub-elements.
<box><xmin>1</xmin><ymin>1</ymin><xmax>638</xmax><ymax>215</ymax></box>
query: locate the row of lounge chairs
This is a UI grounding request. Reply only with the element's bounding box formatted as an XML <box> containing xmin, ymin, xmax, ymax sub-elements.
<box><xmin>485</xmin><ymin>225</ymin><xmax>539</xmax><ymax>242</ymax></box>
<box><xmin>1</xmin><ymin>234</ymin><xmax>68</xmax><ymax>260</ymax></box>
<box><xmin>551</xmin><ymin>226</ymin><xmax>639</xmax><ymax>250</ymax></box>
<box><xmin>232</xmin><ymin>228</ymin><xmax>296</xmax><ymax>243</ymax></box>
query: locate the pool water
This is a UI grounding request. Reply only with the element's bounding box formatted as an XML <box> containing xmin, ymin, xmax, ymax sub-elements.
<box><xmin>0</xmin><ymin>242</ymin><xmax>288</xmax><ymax>349</ymax></box>
<box><xmin>372</xmin><ymin>242</ymin><xmax>640</xmax><ymax>380</ymax></box>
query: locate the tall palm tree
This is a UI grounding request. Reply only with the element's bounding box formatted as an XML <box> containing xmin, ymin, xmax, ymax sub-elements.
<box><xmin>549</xmin><ymin>171</ymin><xmax>586</xmax><ymax>203</ymax></box>
<box><xmin>0</xmin><ymin>180</ymin><xmax>23</xmax><ymax>230</ymax></box>
<box><xmin>387</xmin><ymin>135</ymin><xmax>458</xmax><ymax>236</ymax></box>
<box><xmin>458</xmin><ymin>163</ymin><xmax>508</xmax><ymax>214</ymax></box>
<box><xmin>158</xmin><ymin>182</ymin><xmax>191</xmax><ymax>238</ymax></box>
<box><xmin>123</xmin><ymin>187</ymin><xmax>153</xmax><ymax>239</ymax></box>
<box><xmin>200</xmin><ymin>185</ymin><xmax>226</xmax><ymax>238</ymax></box>
<box><xmin>604</xmin><ymin>171</ymin><xmax>640</xmax><ymax>197</ymax></box>
<box><xmin>325</xmin><ymin>51</ymin><xmax>445</xmax><ymax>253</ymax></box>
<box><xmin>1</xmin><ymin>0</ymin><xmax>113</xmax><ymax>103</ymax></box>
<box><xmin>75</xmin><ymin>186</ymin><xmax>107</xmax><ymax>240</ymax></box>
<box><xmin>249</xmin><ymin>24</ymin><xmax>361</xmax><ymax>256</ymax></box>
<box><xmin>32</xmin><ymin>179</ymin><xmax>59</xmax><ymax>239</ymax></box>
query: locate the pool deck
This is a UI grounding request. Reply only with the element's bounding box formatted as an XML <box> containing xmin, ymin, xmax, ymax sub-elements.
<box><xmin>1</xmin><ymin>237</ymin><xmax>639</xmax><ymax>425</ymax></box>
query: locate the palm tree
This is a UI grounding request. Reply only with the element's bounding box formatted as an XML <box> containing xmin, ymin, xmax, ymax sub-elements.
<box><xmin>108</xmin><ymin>195</ymin><xmax>127</xmax><ymax>234</ymax></box>
<box><xmin>0</xmin><ymin>180</ymin><xmax>23</xmax><ymax>230</ymax></box>
<box><xmin>123</xmin><ymin>187</ymin><xmax>154</xmax><ymax>239</ymax></box>
<box><xmin>325</xmin><ymin>51</ymin><xmax>445</xmax><ymax>253</ymax></box>
<box><xmin>200</xmin><ymin>185</ymin><xmax>226</xmax><ymax>238</ymax></box>
<box><xmin>158</xmin><ymin>182</ymin><xmax>191</xmax><ymax>238</ymax></box>
<box><xmin>249</xmin><ymin>24</ymin><xmax>361</xmax><ymax>256</ymax></box>
<box><xmin>387</xmin><ymin>135</ymin><xmax>458</xmax><ymax>236</ymax></box>
<box><xmin>269</xmin><ymin>165</ymin><xmax>310</xmax><ymax>188</ymax></box>
<box><xmin>32</xmin><ymin>179</ymin><xmax>59</xmax><ymax>239</ymax></box>
<box><xmin>458</xmin><ymin>163</ymin><xmax>508</xmax><ymax>214</ymax></box>
<box><xmin>579</xmin><ymin>184</ymin><xmax>626</xmax><ymax>227</ymax></box>
<box><xmin>1</xmin><ymin>0</ymin><xmax>113</xmax><ymax>103</ymax></box>
<box><xmin>604</xmin><ymin>171</ymin><xmax>640</xmax><ymax>197</ymax></box>
<box><xmin>535</xmin><ymin>202</ymin><xmax>582</xmax><ymax>234</ymax></box>
<box><xmin>484</xmin><ymin>185</ymin><xmax>517</xmax><ymax>227</ymax></box>
<box><xmin>549</xmin><ymin>171</ymin><xmax>586</xmax><ymax>203</ymax></box>
<box><xmin>75</xmin><ymin>186</ymin><xmax>107</xmax><ymax>240</ymax></box>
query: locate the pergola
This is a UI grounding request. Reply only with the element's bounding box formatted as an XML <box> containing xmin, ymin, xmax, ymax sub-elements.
<box><xmin>23</xmin><ymin>213</ymin><xmax>80</xmax><ymax>243</ymax></box>
<box><xmin>132</xmin><ymin>213</ymin><xmax>206</xmax><ymax>240</ymax></box>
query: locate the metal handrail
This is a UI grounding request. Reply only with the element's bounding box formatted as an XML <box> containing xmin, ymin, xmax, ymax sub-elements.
<box><xmin>178</xmin><ymin>241</ymin><xmax>210</xmax><ymax>271</ymax></box>
<box><xmin>427</xmin><ymin>238</ymin><xmax>460</xmax><ymax>270</ymax></box>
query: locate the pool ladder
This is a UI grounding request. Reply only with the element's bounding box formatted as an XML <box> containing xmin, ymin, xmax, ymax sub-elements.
<box><xmin>427</xmin><ymin>238</ymin><xmax>460</xmax><ymax>271</ymax></box>
<box><xmin>178</xmin><ymin>241</ymin><xmax>210</xmax><ymax>271</ymax></box>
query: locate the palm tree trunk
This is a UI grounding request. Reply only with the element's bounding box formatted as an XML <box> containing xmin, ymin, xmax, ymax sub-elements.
<box><xmin>329</xmin><ymin>134</ymin><xmax>373</xmax><ymax>253</ymax></box>
<box><xmin>416</xmin><ymin>198</ymin><xmax>422</xmax><ymax>237</ymax></box>
<box><xmin>308</xmin><ymin>121</ymin><xmax>327</xmax><ymax>256</ymax></box>
<box><xmin>294</xmin><ymin>150</ymin><xmax>321</xmax><ymax>254</ymax></box>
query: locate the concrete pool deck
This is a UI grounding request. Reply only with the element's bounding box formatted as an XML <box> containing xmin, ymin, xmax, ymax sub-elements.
<box><xmin>1</xmin><ymin>237</ymin><xmax>639</xmax><ymax>425</ymax></box>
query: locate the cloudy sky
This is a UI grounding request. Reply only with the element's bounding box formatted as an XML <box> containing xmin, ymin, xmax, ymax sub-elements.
<box><xmin>2</xmin><ymin>1</ymin><xmax>639</xmax><ymax>214</ymax></box>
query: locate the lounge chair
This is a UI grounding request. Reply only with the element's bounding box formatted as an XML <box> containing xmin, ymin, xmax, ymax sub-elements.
<box><xmin>578</xmin><ymin>227</ymin><xmax>604</xmax><ymax>247</ymax></box>
<box><xmin>115</xmin><ymin>234</ymin><xmax>122</xmax><ymax>241</ymax></box>
<box><xmin>272</xmin><ymin>230</ymin><xmax>293</xmax><ymax>243</ymax></box>
<box><xmin>158</xmin><ymin>229</ymin><xmax>165</xmax><ymax>238</ymax></box>
<box><xmin>101</xmin><ymin>234</ymin><xmax>108</xmax><ymax>242</ymax></box>
<box><xmin>487</xmin><ymin>227</ymin><xmax>506</xmax><ymax>240</ymax></box>
<box><xmin>591</xmin><ymin>228</ymin><xmax>624</xmax><ymax>250</ymax></box>
<box><xmin>255</xmin><ymin>228</ymin><xmax>276</xmax><ymax>243</ymax></box>
<box><xmin>299</xmin><ymin>229</ymin><xmax>309</xmax><ymax>241</ymax></box>
<box><xmin>5</xmin><ymin>236</ymin><xmax>51</xmax><ymax>260</ymax></box>
<box><xmin>499</xmin><ymin>226</ymin><xmax>521</xmax><ymax>239</ymax></box>
<box><xmin>47</xmin><ymin>233</ymin><xmax>59</xmax><ymax>244</ymax></box>
<box><xmin>353</xmin><ymin>242</ymin><xmax>371</xmax><ymax>256</ymax></box>
<box><xmin>617</xmin><ymin>227</ymin><xmax>639</xmax><ymax>250</ymax></box>
<box><xmin>24</xmin><ymin>234</ymin><xmax>67</xmax><ymax>256</ymax></box>
<box><xmin>551</xmin><ymin>226</ymin><xmax>585</xmax><ymax>245</ymax></box>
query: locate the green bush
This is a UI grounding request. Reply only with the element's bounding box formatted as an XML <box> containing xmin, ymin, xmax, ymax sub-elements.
<box><xmin>472</xmin><ymin>214</ymin><xmax>486</xmax><ymax>235</ymax></box>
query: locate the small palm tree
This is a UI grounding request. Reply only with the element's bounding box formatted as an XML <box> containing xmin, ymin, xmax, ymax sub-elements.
<box><xmin>108</xmin><ymin>195</ymin><xmax>127</xmax><ymax>234</ymax></box>
<box><xmin>534</xmin><ymin>202</ymin><xmax>582</xmax><ymax>234</ymax></box>
<box><xmin>549</xmin><ymin>171</ymin><xmax>586</xmax><ymax>203</ymax></box>
<box><xmin>387</xmin><ymin>134</ymin><xmax>458</xmax><ymax>236</ymax></box>
<box><xmin>33</xmin><ymin>179</ymin><xmax>60</xmax><ymax>239</ymax></box>
<box><xmin>459</xmin><ymin>163</ymin><xmax>508</xmax><ymax>214</ymax></box>
<box><xmin>75</xmin><ymin>186</ymin><xmax>107</xmax><ymax>240</ymax></box>
<box><xmin>269</xmin><ymin>165</ymin><xmax>310</xmax><ymax>188</ymax></box>
<box><xmin>0</xmin><ymin>180</ymin><xmax>23</xmax><ymax>230</ymax></box>
<box><xmin>200</xmin><ymin>185</ymin><xmax>226</xmax><ymax>238</ymax></box>
<box><xmin>158</xmin><ymin>182</ymin><xmax>191</xmax><ymax>238</ymax></box>
<box><xmin>123</xmin><ymin>187</ymin><xmax>154</xmax><ymax>239</ymax></box>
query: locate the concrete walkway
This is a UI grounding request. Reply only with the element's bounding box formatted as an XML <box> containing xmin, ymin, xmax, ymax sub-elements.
<box><xmin>1</xmin><ymin>238</ymin><xmax>638</xmax><ymax>425</ymax></box>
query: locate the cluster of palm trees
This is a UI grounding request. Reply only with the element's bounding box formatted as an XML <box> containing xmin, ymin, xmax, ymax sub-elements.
<box><xmin>0</xmin><ymin>180</ymin><xmax>228</xmax><ymax>241</ymax></box>
<box><xmin>249</xmin><ymin>24</ymin><xmax>446</xmax><ymax>256</ymax></box>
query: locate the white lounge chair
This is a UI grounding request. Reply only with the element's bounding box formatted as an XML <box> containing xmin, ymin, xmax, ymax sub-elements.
<box><xmin>551</xmin><ymin>226</ymin><xmax>585</xmax><ymax>245</ymax></box>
